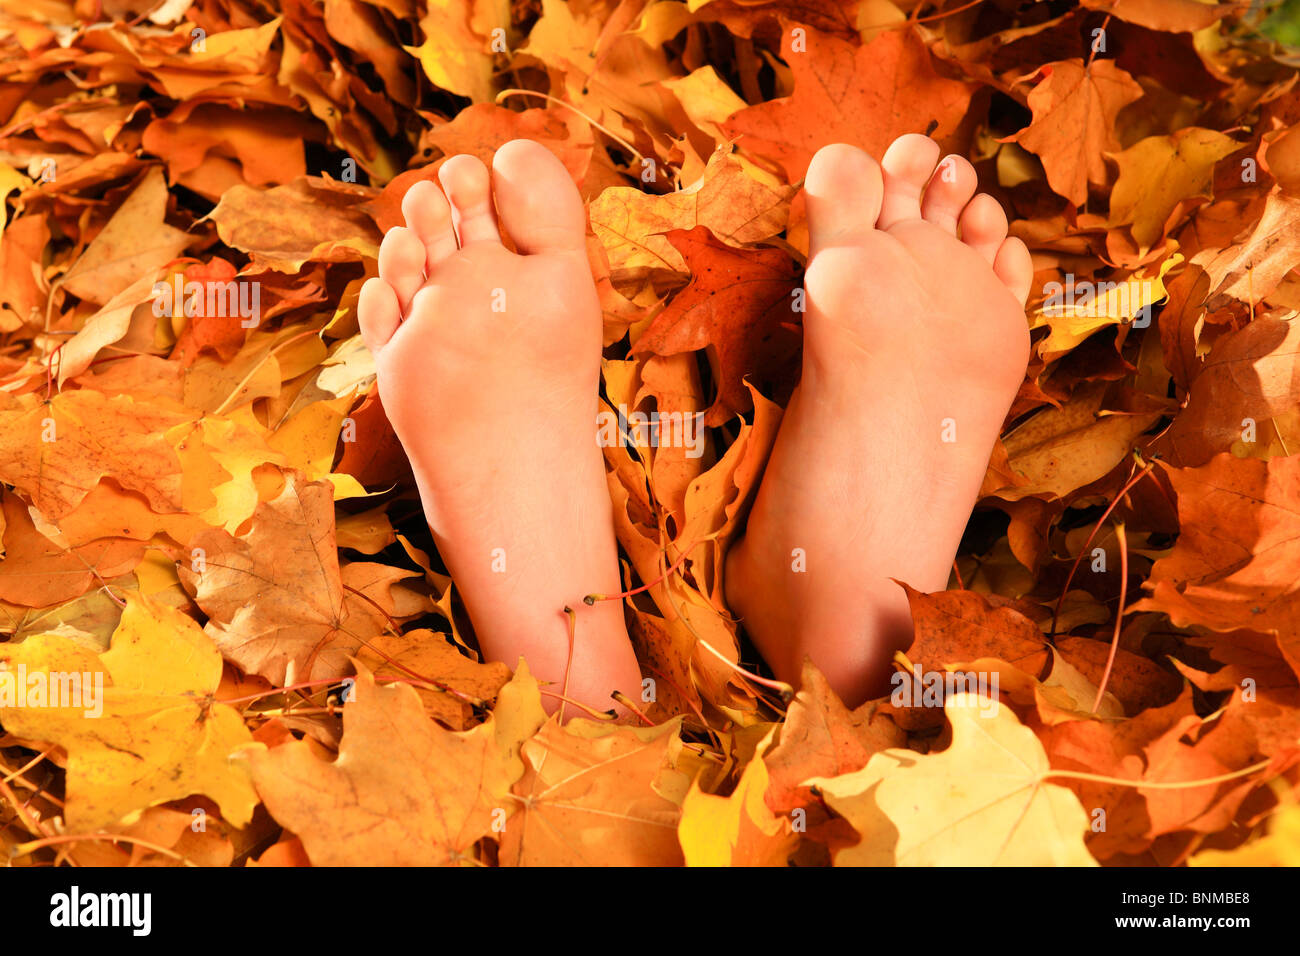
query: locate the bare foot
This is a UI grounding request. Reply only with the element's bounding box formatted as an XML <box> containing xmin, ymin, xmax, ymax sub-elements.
<box><xmin>725</xmin><ymin>136</ymin><xmax>1033</xmax><ymax>707</ymax></box>
<box><xmin>358</xmin><ymin>140</ymin><xmax>642</xmax><ymax>716</ymax></box>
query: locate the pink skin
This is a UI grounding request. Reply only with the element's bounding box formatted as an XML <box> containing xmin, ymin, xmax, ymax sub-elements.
<box><xmin>359</xmin><ymin>134</ymin><xmax>1033</xmax><ymax>715</ymax></box>
<box><xmin>724</xmin><ymin>136</ymin><xmax>1033</xmax><ymax>707</ymax></box>
<box><xmin>358</xmin><ymin>140</ymin><xmax>641</xmax><ymax>718</ymax></box>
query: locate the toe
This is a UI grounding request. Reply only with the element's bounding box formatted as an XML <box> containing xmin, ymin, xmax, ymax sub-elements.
<box><xmin>378</xmin><ymin>226</ymin><xmax>427</xmax><ymax>313</ymax></box>
<box><xmin>804</xmin><ymin>143</ymin><xmax>884</xmax><ymax>256</ymax></box>
<box><xmin>438</xmin><ymin>154</ymin><xmax>501</xmax><ymax>247</ymax></box>
<box><xmin>957</xmin><ymin>193</ymin><xmax>1009</xmax><ymax>264</ymax></box>
<box><xmin>920</xmin><ymin>155</ymin><xmax>977</xmax><ymax>235</ymax></box>
<box><xmin>358</xmin><ymin>277</ymin><xmax>401</xmax><ymax>354</ymax></box>
<box><xmin>491</xmin><ymin>139</ymin><xmax>587</xmax><ymax>255</ymax></box>
<box><xmin>993</xmin><ymin>237</ymin><xmax>1034</xmax><ymax>306</ymax></box>
<box><xmin>877</xmin><ymin>134</ymin><xmax>941</xmax><ymax>230</ymax></box>
<box><xmin>402</xmin><ymin>180</ymin><xmax>459</xmax><ymax>270</ymax></box>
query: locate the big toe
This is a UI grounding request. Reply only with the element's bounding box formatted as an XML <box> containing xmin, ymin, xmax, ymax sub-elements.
<box><xmin>491</xmin><ymin>139</ymin><xmax>587</xmax><ymax>255</ymax></box>
<box><xmin>804</xmin><ymin>143</ymin><xmax>883</xmax><ymax>256</ymax></box>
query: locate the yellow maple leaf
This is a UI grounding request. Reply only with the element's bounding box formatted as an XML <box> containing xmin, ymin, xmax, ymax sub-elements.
<box><xmin>678</xmin><ymin>728</ymin><xmax>798</xmax><ymax>866</ymax></box>
<box><xmin>588</xmin><ymin>148</ymin><xmax>792</xmax><ymax>285</ymax></box>
<box><xmin>0</xmin><ymin>593</ymin><xmax>259</xmax><ymax>830</ymax></box>
<box><xmin>1108</xmin><ymin>128</ymin><xmax>1239</xmax><ymax>249</ymax></box>
<box><xmin>810</xmin><ymin>693</ymin><xmax>1098</xmax><ymax>866</ymax></box>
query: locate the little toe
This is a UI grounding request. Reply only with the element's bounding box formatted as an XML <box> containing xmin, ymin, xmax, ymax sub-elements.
<box><xmin>804</xmin><ymin>143</ymin><xmax>884</xmax><ymax>256</ymax></box>
<box><xmin>378</xmin><ymin>226</ymin><xmax>427</xmax><ymax>313</ymax></box>
<box><xmin>438</xmin><ymin>154</ymin><xmax>501</xmax><ymax>247</ymax></box>
<box><xmin>993</xmin><ymin>237</ymin><xmax>1034</xmax><ymax>306</ymax></box>
<box><xmin>958</xmin><ymin>194</ymin><xmax>1009</xmax><ymax>264</ymax></box>
<box><xmin>920</xmin><ymin>155</ymin><xmax>977</xmax><ymax>234</ymax></box>
<box><xmin>877</xmin><ymin>134</ymin><xmax>942</xmax><ymax>230</ymax></box>
<box><xmin>402</xmin><ymin>180</ymin><xmax>459</xmax><ymax>270</ymax></box>
<box><xmin>358</xmin><ymin>277</ymin><xmax>401</xmax><ymax>354</ymax></box>
<box><xmin>490</xmin><ymin>139</ymin><xmax>587</xmax><ymax>255</ymax></box>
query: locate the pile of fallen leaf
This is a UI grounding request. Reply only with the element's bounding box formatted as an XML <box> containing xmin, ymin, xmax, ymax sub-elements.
<box><xmin>1</xmin><ymin>0</ymin><xmax>1299</xmax><ymax>867</ymax></box>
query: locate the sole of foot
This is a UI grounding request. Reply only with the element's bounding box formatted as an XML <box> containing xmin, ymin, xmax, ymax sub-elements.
<box><xmin>358</xmin><ymin>139</ymin><xmax>643</xmax><ymax>718</ymax></box>
<box><xmin>725</xmin><ymin>135</ymin><xmax>1033</xmax><ymax>707</ymax></box>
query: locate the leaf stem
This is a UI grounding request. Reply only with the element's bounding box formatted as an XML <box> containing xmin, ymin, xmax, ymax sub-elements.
<box><xmin>1091</xmin><ymin>521</ymin><xmax>1127</xmax><ymax>713</ymax></box>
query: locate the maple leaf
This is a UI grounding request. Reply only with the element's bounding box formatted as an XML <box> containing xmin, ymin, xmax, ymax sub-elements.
<box><xmin>1039</xmin><ymin>689</ymin><xmax>1199</xmax><ymax>860</ymax></box>
<box><xmin>588</xmin><ymin>148</ymin><xmax>793</xmax><ymax>283</ymax></box>
<box><xmin>420</xmin><ymin>104</ymin><xmax>594</xmax><ymax>186</ymax></box>
<box><xmin>407</xmin><ymin>0</ymin><xmax>509</xmax><ymax>103</ymax></box>
<box><xmin>633</xmin><ymin>226</ymin><xmax>801</xmax><ymax>425</ymax></box>
<box><xmin>55</xmin><ymin>274</ymin><xmax>159</xmax><ymax>385</ymax></box>
<box><xmin>1032</xmin><ymin>256</ymin><xmax>1178</xmax><ymax>359</ymax></box>
<box><xmin>0</xmin><ymin>593</ymin><xmax>259</xmax><ymax>831</ymax></box>
<box><xmin>994</xmin><ymin>382</ymin><xmax>1166</xmax><ymax>499</ymax></box>
<box><xmin>250</xmin><ymin>663</ymin><xmax>547</xmax><ymax>866</ymax></box>
<box><xmin>1133</xmin><ymin>454</ymin><xmax>1300</xmax><ymax>678</ymax></box>
<box><xmin>1013</xmin><ymin>59</ymin><xmax>1145</xmax><ymax>206</ymax></box>
<box><xmin>1158</xmin><ymin>315</ymin><xmax>1300</xmax><ymax>466</ymax></box>
<box><xmin>678</xmin><ymin>728</ymin><xmax>798</xmax><ymax>866</ymax></box>
<box><xmin>207</xmin><ymin>177</ymin><xmax>382</xmax><ymax>272</ymax></box>
<box><xmin>57</xmin><ymin>803</ymin><xmax>238</xmax><ymax>867</ymax></box>
<box><xmin>0</xmin><ymin>489</ymin><xmax>142</xmax><ymax>608</ymax></box>
<box><xmin>1190</xmin><ymin>804</ymin><xmax>1300</xmax><ymax>866</ymax></box>
<box><xmin>901</xmin><ymin>586</ymin><xmax>1049</xmax><ymax>677</ymax></box>
<box><xmin>1193</xmin><ymin>190</ymin><xmax>1300</xmax><ymax>311</ymax></box>
<box><xmin>170</xmin><ymin>257</ymin><xmax>249</xmax><ymax>364</ymax></box>
<box><xmin>178</xmin><ymin>470</ymin><xmax>425</xmax><ymax>684</ymax></box>
<box><xmin>59</xmin><ymin>166</ymin><xmax>192</xmax><ymax>305</ymax></box>
<box><xmin>1080</xmin><ymin>0</ymin><xmax>1235</xmax><ymax>33</ymax></box>
<box><xmin>142</xmin><ymin>102</ymin><xmax>318</xmax><ymax>201</ymax></box>
<box><xmin>724</xmin><ymin>22</ymin><xmax>972</xmax><ymax>183</ymax></box>
<box><xmin>354</xmin><ymin>628</ymin><xmax>512</xmax><ymax>730</ymax></box>
<box><xmin>0</xmin><ymin>390</ymin><xmax>190</xmax><ymax>521</ymax></box>
<box><xmin>811</xmin><ymin>694</ymin><xmax>1099</xmax><ymax>865</ymax></box>
<box><xmin>6</xmin><ymin>0</ymin><xmax>1300</xmax><ymax>874</ymax></box>
<box><xmin>763</xmin><ymin>660</ymin><xmax>904</xmax><ymax>814</ymax></box>
<box><xmin>498</xmin><ymin>716</ymin><xmax>689</xmax><ymax>866</ymax></box>
<box><xmin>1108</xmin><ymin>128</ymin><xmax>1239</xmax><ymax>249</ymax></box>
